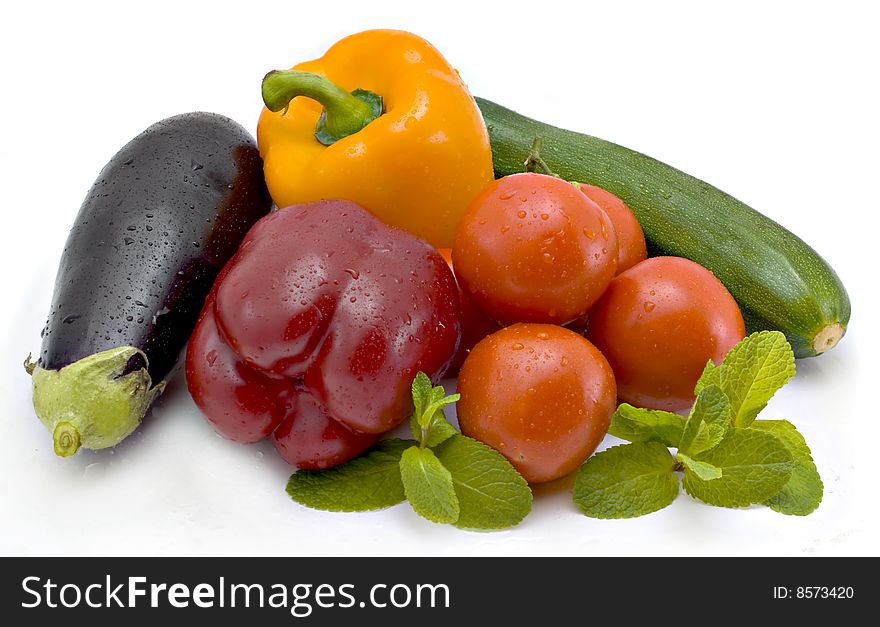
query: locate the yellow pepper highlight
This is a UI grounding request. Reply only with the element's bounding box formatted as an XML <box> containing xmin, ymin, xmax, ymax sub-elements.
<box><xmin>257</xmin><ymin>30</ymin><xmax>494</xmax><ymax>249</ymax></box>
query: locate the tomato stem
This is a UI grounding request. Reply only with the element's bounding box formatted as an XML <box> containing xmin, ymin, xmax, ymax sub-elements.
<box><xmin>524</xmin><ymin>137</ymin><xmax>561</xmax><ymax>178</ymax></box>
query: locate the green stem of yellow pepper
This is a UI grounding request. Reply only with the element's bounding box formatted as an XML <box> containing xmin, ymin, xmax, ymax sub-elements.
<box><xmin>261</xmin><ymin>70</ymin><xmax>383</xmax><ymax>145</ymax></box>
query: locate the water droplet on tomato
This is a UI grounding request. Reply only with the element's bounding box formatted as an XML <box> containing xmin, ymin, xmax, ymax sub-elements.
<box><xmin>644</xmin><ymin>301</ymin><xmax>655</xmax><ymax>312</ymax></box>
<box><xmin>512</xmin><ymin>342</ymin><xmax>524</xmax><ymax>350</ymax></box>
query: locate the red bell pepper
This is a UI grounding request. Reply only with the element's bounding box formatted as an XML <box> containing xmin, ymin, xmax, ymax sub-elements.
<box><xmin>186</xmin><ymin>200</ymin><xmax>462</xmax><ymax>469</ymax></box>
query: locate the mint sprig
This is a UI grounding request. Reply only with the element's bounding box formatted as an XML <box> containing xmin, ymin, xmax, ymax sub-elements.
<box><xmin>574</xmin><ymin>331</ymin><xmax>822</xmax><ymax>518</ymax></box>
<box><xmin>286</xmin><ymin>372</ymin><xmax>532</xmax><ymax>530</ymax></box>
<box><xmin>409</xmin><ymin>371</ymin><xmax>459</xmax><ymax>448</ymax></box>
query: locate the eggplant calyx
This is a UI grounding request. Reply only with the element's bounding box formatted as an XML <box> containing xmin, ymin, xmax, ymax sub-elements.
<box><xmin>28</xmin><ymin>346</ymin><xmax>164</xmax><ymax>457</ymax></box>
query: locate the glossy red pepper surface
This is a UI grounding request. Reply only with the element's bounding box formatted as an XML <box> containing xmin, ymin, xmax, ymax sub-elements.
<box><xmin>186</xmin><ymin>200</ymin><xmax>461</xmax><ymax>468</ymax></box>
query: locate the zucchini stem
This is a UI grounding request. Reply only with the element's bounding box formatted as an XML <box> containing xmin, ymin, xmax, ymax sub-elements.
<box><xmin>812</xmin><ymin>323</ymin><xmax>845</xmax><ymax>355</ymax></box>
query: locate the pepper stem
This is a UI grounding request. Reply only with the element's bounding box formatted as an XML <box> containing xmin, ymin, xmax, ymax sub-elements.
<box><xmin>261</xmin><ymin>70</ymin><xmax>383</xmax><ymax>145</ymax></box>
<box><xmin>524</xmin><ymin>137</ymin><xmax>561</xmax><ymax>178</ymax></box>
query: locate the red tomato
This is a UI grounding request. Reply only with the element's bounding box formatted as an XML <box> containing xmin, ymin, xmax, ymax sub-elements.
<box><xmin>437</xmin><ymin>248</ymin><xmax>500</xmax><ymax>372</ymax></box>
<box><xmin>456</xmin><ymin>323</ymin><xmax>616</xmax><ymax>484</ymax></box>
<box><xmin>453</xmin><ymin>173</ymin><xmax>618</xmax><ymax>325</ymax></box>
<box><xmin>587</xmin><ymin>256</ymin><xmax>746</xmax><ymax>410</ymax></box>
<box><xmin>577</xmin><ymin>183</ymin><xmax>647</xmax><ymax>274</ymax></box>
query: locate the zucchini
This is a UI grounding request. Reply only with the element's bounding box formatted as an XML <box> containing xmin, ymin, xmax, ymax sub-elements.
<box><xmin>476</xmin><ymin>97</ymin><xmax>850</xmax><ymax>358</ymax></box>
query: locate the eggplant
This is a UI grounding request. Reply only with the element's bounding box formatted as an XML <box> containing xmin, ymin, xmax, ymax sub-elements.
<box><xmin>25</xmin><ymin>112</ymin><xmax>272</xmax><ymax>457</ymax></box>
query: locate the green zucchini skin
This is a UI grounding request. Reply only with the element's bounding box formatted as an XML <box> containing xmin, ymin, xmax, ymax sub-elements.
<box><xmin>476</xmin><ymin>97</ymin><xmax>850</xmax><ymax>358</ymax></box>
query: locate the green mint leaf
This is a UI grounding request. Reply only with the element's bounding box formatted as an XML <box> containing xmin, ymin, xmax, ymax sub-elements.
<box><xmin>751</xmin><ymin>420</ymin><xmax>823</xmax><ymax>516</ymax></box>
<box><xmin>411</xmin><ymin>371</ymin><xmax>433</xmax><ymax>420</ymax></box>
<box><xmin>399</xmin><ymin>446</ymin><xmax>460</xmax><ymax>524</ymax></box>
<box><xmin>433</xmin><ymin>434</ymin><xmax>532</xmax><ymax>530</ymax></box>
<box><xmin>414</xmin><ymin>412</ymin><xmax>459</xmax><ymax>448</ymax></box>
<box><xmin>608</xmin><ymin>404</ymin><xmax>686</xmax><ymax>448</ymax></box>
<box><xmin>717</xmin><ymin>331</ymin><xmax>796</xmax><ymax>428</ymax></box>
<box><xmin>694</xmin><ymin>359</ymin><xmax>721</xmax><ymax>395</ymax></box>
<box><xmin>679</xmin><ymin>385</ymin><xmax>730</xmax><ymax>456</ymax></box>
<box><xmin>408</xmin><ymin>372</ymin><xmax>459</xmax><ymax>447</ymax></box>
<box><xmin>682</xmin><ymin>429</ymin><xmax>793</xmax><ymax>507</ymax></box>
<box><xmin>428</xmin><ymin>383</ymin><xmax>448</xmax><ymax>405</ymax></box>
<box><xmin>421</xmin><ymin>393</ymin><xmax>461</xmax><ymax>428</ymax></box>
<box><xmin>285</xmin><ymin>439</ymin><xmax>414</xmax><ymax>512</ymax></box>
<box><xmin>573</xmin><ymin>442</ymin><xmax>679</xmax><ymax>519</ymax></box>
<box><xmin>676</xmin><ymin>453</ymin><xmax>723</xmax><ymax>481</ymax></box>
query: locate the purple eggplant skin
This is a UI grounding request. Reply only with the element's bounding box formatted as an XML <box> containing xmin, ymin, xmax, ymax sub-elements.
<box><xmin>28</xmin><ymin>112</ymin><xmax>272</xmax><ymax>456</ymax></box>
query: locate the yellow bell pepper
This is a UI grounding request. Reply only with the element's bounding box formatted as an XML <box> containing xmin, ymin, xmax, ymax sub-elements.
<box><xmin>257</xmin><ymin>30</ymin><xmax>494</xmax><ymax>249</ymax></box>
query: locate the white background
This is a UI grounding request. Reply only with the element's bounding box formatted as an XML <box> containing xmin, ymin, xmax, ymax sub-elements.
<box><xmin>2</xmin><ymin>0</ymin><xmax>877</xmax><ymax>556</ymax></box>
